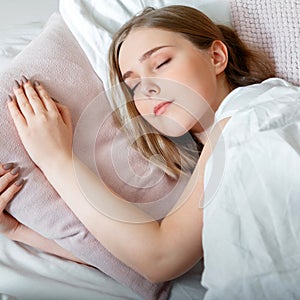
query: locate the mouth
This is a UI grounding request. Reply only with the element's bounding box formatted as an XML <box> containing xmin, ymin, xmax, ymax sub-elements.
<box><xmin>153</xmin><ymin>101</ymin><xmax>173</xmax><ymax>116</ymax></box>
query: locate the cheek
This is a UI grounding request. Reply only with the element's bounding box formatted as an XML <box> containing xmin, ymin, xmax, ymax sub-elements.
<box><xmin>134</xmin><ymin>98</ymin><xmax>152</xmax><ymax>116</ymax></box>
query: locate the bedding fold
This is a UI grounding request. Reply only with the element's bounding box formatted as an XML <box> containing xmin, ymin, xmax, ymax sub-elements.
<box><xmin>201</xmin><ymin>79</ymin><xmax>300</xmax><ymax>299</ymax></box>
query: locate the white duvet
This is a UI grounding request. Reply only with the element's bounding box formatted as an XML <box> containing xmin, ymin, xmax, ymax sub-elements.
<box><xmin>202</xmin><ymin>78</ymin><xmax>300</xmax><ymax>299</ymax></box>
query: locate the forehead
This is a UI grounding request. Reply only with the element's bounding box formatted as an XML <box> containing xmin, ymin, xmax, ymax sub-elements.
<box><xmin>118</xmin><ymin>28</ymin><xmax>181</xmax><ymax>74</ymax></box>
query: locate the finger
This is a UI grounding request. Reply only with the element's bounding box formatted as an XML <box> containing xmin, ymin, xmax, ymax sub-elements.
<box><xmin>0</xmin><ymin>163</ymin><xmax>14</xmax><ymax>176</ymax></box>
<box><xmin>33</xmin><ymin>80</ymin><xmax>58</xmax><ymax>112</ymax></box>
<box><xmin>0</xmin><ymin>167</ymin><xmax>20</xmax><ymax>193</ymax></box>
<box><xmin>0</xmin><ymin>178</ymin><xmax>24</xmax><ymax>212</ymax></box>
<box><xmin>56</xmin><ymin>103</ymin><xmax>73</xmax><ymax>129</ymax></box>
<box><xmin>7</xmin><ymin>95</ymin><xmax>28</xmax><ymax>129</ymax></box>
<box><xmin>13</xmin><ymin>80</ymin><xmax>34</xmax><ymax>119</ymax></box>
<box><xmin>21</xmin><ymin>76</ymin><xmax>47</xmax><ymax>114</ymax></box>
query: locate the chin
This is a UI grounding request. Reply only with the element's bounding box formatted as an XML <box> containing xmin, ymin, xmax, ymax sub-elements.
<box><xmin>159</xmin><ymin>126</ymin><xmax>189</xmax><ymax>138</ymax></box>
<box><xmin>148</xmin><ymin>116</ymin><xmax>192</xmax><ymax>137</ymax></box>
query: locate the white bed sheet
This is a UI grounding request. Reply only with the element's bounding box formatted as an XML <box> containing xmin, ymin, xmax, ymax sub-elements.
<box><xmin>0</xmin><ymin>0</ymin><xmax>59</xmax><ymax>72</ymax></box>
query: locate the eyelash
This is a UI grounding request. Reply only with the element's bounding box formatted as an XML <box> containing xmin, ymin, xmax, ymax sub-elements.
<box><xmin>155</xmin><ymin>58</ymin><xmax>171</xmax><ymax>70</ymax></box>
<box><xmin>127</xmin><ymin>58</ymin><xmax>172</xmax><ymax>95</ymax></box>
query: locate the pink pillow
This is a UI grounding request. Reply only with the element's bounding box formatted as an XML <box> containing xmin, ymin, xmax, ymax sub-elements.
<box><xmin>1</xmin><ymin>13</ymin><xmax>188</xmax><ymax>300</ymax></box>
<box><xmin>230</xmin><ymin>0</ymin><xmax>300</xmax><ymax>86</ymax></box>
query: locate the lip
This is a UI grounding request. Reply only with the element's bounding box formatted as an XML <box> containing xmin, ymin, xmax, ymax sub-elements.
<box><xmin>153</xmin><ymin>101</ymin><xmax>173</xmax><ymax>116</ymax></box>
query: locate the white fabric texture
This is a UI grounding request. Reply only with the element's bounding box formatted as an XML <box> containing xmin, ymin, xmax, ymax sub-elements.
<box><xmin>0</xmin><ymin>23</ymin><xmax>43</xmax><ymax>72</ymax></box>
<box><xmin>202</xmin><ymin>78</ymin><xmax>300</xmax><ymax>299</ymax></box>
<box><xmin>0</xmin><ymin>0</ymin><xmax>58</xmax><ymax>73</ymax></box>
<box><xmin>59</xmin><ymin>0</ymin><xmax>232</xmax><ymax>90</ymax></box>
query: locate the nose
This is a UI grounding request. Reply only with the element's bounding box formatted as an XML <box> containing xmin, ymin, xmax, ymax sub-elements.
<box><xmin>140</xmin><ymin>78</ymin><xmax>160</xmax><ymax>97</ymax></box>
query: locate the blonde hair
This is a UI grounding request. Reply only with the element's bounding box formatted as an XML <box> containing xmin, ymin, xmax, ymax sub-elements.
<box><xmin>108</xmin><ymin>5</ymin><xmax>275</xmax><ymax>179</ymax></box>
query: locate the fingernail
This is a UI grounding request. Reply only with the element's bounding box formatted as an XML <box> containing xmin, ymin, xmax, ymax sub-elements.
<box><xmin>21</xmin><ymin>75</ymin><xmax>29</xmax><ymax>84</ymax></box>
<box><xmin>10</xmin><ymin>166</ymin><xmax>20</xmax><ymax>175</ymax></box>
<box><xmin>15</xmin><ymin>178</ymin><xmax>24</xmax><ymax>187</ymax></box>
<box><xmin>3</xmin><ymin>163</ymin><xmax>13</xmax><ymax>170</ymax></box>
<box><xmin>14</xmin><ymin>80</ymin><xmax>20</xmax><ymax>89</ymax></box>
<box><xmin>34</xmin><ymin>80</ymin><xmax>40</xmax><ymax>87</ymax></box>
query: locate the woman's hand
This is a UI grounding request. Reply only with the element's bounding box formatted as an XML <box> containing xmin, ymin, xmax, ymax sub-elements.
<box><xmin>0</xmin><ymin>163</ymin><xmax>24</xmax><ymax>238</ymax></box>
<box><xmin>0</xmin><ymin>162</ymin><xmax>85</xmax><ymax>264</ymax></box>
<box><xmin>7</xmin><ymin>77</ymin><xmax>73</xmax><ymax>173</ymax></box>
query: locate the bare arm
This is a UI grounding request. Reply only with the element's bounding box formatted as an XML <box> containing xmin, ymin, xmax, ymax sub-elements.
<box><xmin>8</xmin><ymin>224</ymin><xmax>85</xmax><ymax>264</ymax></box>
<box><xmin>8</xmin><ymin>79</ymin><xmax>229</xmax><ymax>283</ymax></box>
<box><xmin>42</xmin><ymin>152</ymin><xmax>205</xmax><ymax>282</ymax></box>
<box><xmin>41</xmin><ymin>117</ymin><xmax>230</xmax><ymax>283</ymax></box>
<box><xmin>41</xmin><ymin>118</ymin><xmax>229</xmax><ymax>282</ymax></box>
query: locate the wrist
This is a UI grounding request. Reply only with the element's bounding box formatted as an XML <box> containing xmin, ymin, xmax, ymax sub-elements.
<box><xmin>40</xmin><ymin>152</ymin><xmax>78</xmax><ymax>202</ymax></box>
<box><xmin>41</xmin><ymin>152</ymin><xmax>73</xmax><ymax>178</ymax></box>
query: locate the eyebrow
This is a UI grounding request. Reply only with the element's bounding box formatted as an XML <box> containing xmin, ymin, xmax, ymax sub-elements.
<box><xmin>122</xmin><ymin>45</ymin><xmax>173</xmax><ymax>81</ymax></box>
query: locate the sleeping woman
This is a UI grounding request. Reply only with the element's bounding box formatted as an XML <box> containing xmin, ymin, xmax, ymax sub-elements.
<box><xmin>1</xmin><ymin>5</ymin><xmax>300</xmax><ymax>283</ymax></box>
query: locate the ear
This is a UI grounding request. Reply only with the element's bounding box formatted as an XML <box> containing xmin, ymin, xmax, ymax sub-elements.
<box><xmin>210</xmin><ymin>40</ymin><xmax>228</xmax><ymax>75</ymax></box>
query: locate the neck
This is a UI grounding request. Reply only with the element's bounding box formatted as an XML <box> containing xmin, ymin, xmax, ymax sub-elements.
<box><xmin>212</xmin><ymin>73</ymin><xmax>232</xmax><ymax>113</ymax></box>
<box><xmin>191</xmin><ymin>74</ymin><xmax>232</xmax><ymax>145</ymax></box>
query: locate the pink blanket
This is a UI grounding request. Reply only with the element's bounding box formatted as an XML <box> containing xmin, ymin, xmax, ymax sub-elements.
<box><xmin>230</xmin><ymin>0</ymin><xmax>300</xmax><ymax>86</ymax></box>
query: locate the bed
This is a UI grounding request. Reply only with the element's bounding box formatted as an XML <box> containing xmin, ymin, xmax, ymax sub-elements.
<box><xmin>0</xmin><ymin>0</ymin><xmax>299</xmax><ymax>299</ymax></box>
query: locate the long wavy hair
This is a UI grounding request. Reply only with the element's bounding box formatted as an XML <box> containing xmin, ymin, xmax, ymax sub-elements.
<box><xmin>108</xmin><ymin>5</ymin><xmax>275</xmax><ymax>179</ymax></box>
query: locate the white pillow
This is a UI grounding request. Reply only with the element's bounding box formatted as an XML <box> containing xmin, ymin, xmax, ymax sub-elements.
<box><xmin>59</xmin><ymin>0</ymin><xmax>232</xmax><ymax>90</ymax></box>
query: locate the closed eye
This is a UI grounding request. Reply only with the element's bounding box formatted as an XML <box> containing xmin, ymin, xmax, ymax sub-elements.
<box><xmin>156</xmin><ymin>58</ymin><xmax>171</xmax><ymax>69</ymax></box>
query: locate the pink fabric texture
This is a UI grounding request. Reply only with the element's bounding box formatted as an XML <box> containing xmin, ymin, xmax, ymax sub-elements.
<box><xmin>230</xmin><ymin>0</ymin><xmax>300</xmax><ymax>86</ymax></box>
<box><xmin>0</xmin><ymin>13</ymin><xmax>188</xmax><ymax>300</ymax></box>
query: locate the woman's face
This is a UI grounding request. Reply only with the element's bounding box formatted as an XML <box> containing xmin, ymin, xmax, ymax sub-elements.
<box><xmin>118</xmin><ymin>27</ymin><xmax>228</xmax><ymax>137</ymax></box>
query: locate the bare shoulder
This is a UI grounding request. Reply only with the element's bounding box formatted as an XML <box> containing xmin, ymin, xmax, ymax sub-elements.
<box><xmin>212</xmin><ymin>116</ymin><xmax>232</xmax><ymax>139</ymax></box>
<box><xmin>218</xmin><ymin>116</ymin><xmax>231</xmax><ymax>129</ymax></box>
